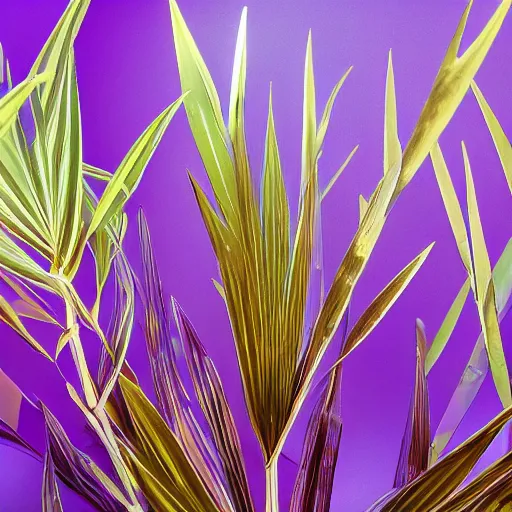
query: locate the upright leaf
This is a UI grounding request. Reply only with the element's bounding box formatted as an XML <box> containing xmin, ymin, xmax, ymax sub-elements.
<box><xmin>173</xmin><ymin>300</ymin><xmax>255</xmax><ymax>512</ymax></box>
<box><xmin>393</xmin><ymin>0</ymin><xmax>512</xmax><ymax>201</ymax></box>
<box><xmin>394</xmin><ymin>320</ymin><xmax>430</xmax><ymax>487</ymax></box>
<box><xmin>379</xmin><ymin>404</ymin><xmax>512</xmax><ymax>511</ymax></box>
<box><xmin>87</xmin><ymin>95</ymin><xmax>186</xmax><ymax>238</ymax></box>
<box><xmin>471</xmin><ymin>81</ymin><xmax>512</xmax><ymax>195</ymax></box>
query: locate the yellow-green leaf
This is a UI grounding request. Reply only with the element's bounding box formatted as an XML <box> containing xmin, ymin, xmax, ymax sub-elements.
<box><xmin>471</xmin><ymin>81</ymin><xmax>512</xmax><ymax>195</ymax></box>
<box><xmin>384</xmin><ymin>50</ymin><xmax>401</xmax><ymax>175</ymax></box>
<box><xmin>87</xmin><ymin>95</ymin><xmax>186</xmax><ymax>238</ymax></box>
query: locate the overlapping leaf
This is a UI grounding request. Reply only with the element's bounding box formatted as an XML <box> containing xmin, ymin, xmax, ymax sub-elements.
<box><xmin>378</xmin><ymin>404</ymin><xmax>512</xmax><ymax>511</ymax></box>
<box><xmin>431</xmin><ymin>142</ymin><xmax>511</xmax><ymax>407</ymax></box>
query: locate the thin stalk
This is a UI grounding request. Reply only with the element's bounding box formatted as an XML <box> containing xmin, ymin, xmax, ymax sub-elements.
<box><xmin>63</xmin><ymin>293</ymin><xmax>143</xmax><ymax>512</ymax></box>
<box><xmin>265</xmin><ymin>454</ymin><xmax>279</xmax><ymax>512</ymax></box>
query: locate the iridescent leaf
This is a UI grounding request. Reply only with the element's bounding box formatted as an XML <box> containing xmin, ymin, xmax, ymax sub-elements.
<box><xmin>379</xmin><ymin>404</ymin><xmax>512</xmax><ymax>511</ymax></box>
<box><xmin>41</xmin><ymin>403</ymin><xmax>127</xmax><ymax>512</ymax></box>
<box><xmin>138</xmin><ymin>211</ymin><xmax>232</xmax><ymax>511</ymax></box>
<box><xmin>173</xmin><ymin>299</ymin><xmax>255</xmax><ymax>512</ymax></box>
<box><xmin>290</xmin><ymin>331</ymin><xmax>345</xmax><ymax>512</ymax></box>
<box><xmin>42</xmin><ymin>431</ymin><xmax>64</xmax><ymax>512</ymax></box>
<box><xmin>394</xmin><ymin>320</ymin><xmax>430</xmax><ymax>487</ymax></box>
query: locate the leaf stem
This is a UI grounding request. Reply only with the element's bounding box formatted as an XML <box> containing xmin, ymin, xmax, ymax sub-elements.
<box><xmin>265</xmin><ymin>454</ymin><xmax>279</xmax><ymax>512</ymax></box>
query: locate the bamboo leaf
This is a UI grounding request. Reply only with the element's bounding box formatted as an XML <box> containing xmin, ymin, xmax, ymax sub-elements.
<box><xmin>315</xmin><ymin>66</ymin><xmax>352</xmax><ymax>156</ymax></box>
<box><xmin>330</xmin><ymin>243</ymin><xmax>433</xmax><ymax>368</ymax></box>
<box><xmin>0</xmin><ymin>72</ymin><xmax>50</xmax><ymax>137</ymax></box>
<box><xmin>430</xmin><ymin>142</ymin><xmax>473</xmax><ymax>277</ymax></box>
<box><xmin>87</xmin><ymin>95</ymin><xmax>186</xmax><ymax>238</ymax></box>
<box><xmin>430</xmin><ymin>240</ymin><xmax>512</xmax><ymax>464</ymax></box>
<box><xmin>301</xmin><ymin>31</ymin><xmax>316</xmax><ymax>190</ymax></box>
<box><xmin>425</xmin><ymin>278</ymin><xmax>470</xmax><ymax>374</ymax></box>
<box><xmin>384</xmin><ymin>50</ymin><xmax>401</xmax><ymax>175</ymax></box>
<box><xmin>463</xmin><ymin>142</ymin><xmax>511</xmax><ymax>407</ymax></box>
<box><xmin>0</xmin><ymin>295</ymin><xmax>52</xmax><ymax>360</ymax></box>
<box><xmin>394</xmin><ymin>319</ymin><xmax>430</xmax><ymax>487</ymax></box>
<box><xmin>393</xmin><ymin>0</ymin><xmax>511</xmax><ymax>201</ymax></box>
<box><xmin>321</xmin><ymin>145</ymin><xmax>359</xmax><ymax>200</ymax></box>
<box><xmin>471</xmin><ymin>81</ymin><xmax>512</xmax><ymax>195</ymax></box>
<box><xmin>359</xmin><ymin>194</ymin><xmax>368</xmax><ymax>224</ymax></box>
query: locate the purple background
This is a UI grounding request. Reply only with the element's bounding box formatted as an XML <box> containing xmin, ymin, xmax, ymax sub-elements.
<box><xmin>0</xmin><ymin>1</ymin><xmax>511</xmax><ymax>511</ymax></box>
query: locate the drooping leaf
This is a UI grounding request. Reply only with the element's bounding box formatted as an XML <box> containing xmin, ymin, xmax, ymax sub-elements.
<box><xmin>0</xmin><ymin>294</ymin><xmax>52</xmax><ymax>359</ymax></box>
<box><xmin>394</xmin><ymin>319</ymin><xmax>430</xmax><ymax>487</ymax></box>
<box><xmin>41</xmin><ymin>403</ymin><xmax>127</xmax><ymax>512</ymax></box>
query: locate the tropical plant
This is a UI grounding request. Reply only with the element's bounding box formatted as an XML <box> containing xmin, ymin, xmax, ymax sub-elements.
<box><xmin>0</xmin><ymin>0</ymin><xmax>510</xmax><ymax>511</ymax></box>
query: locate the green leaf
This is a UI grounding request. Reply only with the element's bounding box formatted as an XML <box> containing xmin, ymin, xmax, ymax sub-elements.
<box><xmin>87</xmin><ymin>95</ymin><xmax>186</xmax><ymax>238</ymax></box>
<box><xmin>384</xmin><ymin>50</ymin><xmax>402</xmax><ymax>175</ymax></box>
<box><xmin>463</xmin><ymin>142</ymin><xmax>511</xmax><ymax>407</ymax></box>
<box><xmin>425</xmin><ymin>278</ymin><xmax>470</xmax><ymax>374</ymax></box>
<box><xmin>0</xmin><ymin>72</ymin><xmax>50</xmax><ymax>138</ymax></box>
<box><xmin>170</xmin><ymin>0</ymin><xmax>237</xmax><ymax>222</ymax></box>
<box><xmin>471</xmin><ymin>81</ymin><xmax>512</xmax><ymax>195</ymax></box>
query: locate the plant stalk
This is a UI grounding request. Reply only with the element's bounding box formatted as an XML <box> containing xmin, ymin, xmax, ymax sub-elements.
<box><xmin>265</xmin><ymin>454</ymin><xmax>279</xmax><ymax>512</ymax></box>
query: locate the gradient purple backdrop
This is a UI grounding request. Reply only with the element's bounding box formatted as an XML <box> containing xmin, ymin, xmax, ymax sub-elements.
<box><xmin>0</xmin><ymin>1</ymin><xmax>511</xmax><ymax>511</ymax></box>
